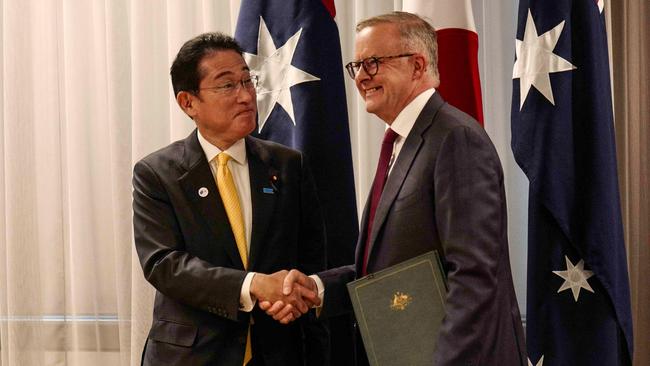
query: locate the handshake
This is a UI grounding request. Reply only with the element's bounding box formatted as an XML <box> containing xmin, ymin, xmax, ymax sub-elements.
<box><xmin>250</xmin><ymin>269</ymin><xmax>320</xmax><ymax>324</ymax></box>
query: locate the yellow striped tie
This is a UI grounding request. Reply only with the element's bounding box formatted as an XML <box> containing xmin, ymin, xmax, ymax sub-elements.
<box><xmin>214</xmin><ymin>152</ymin><xmax>252</xmax><ymax>365</ymax></box>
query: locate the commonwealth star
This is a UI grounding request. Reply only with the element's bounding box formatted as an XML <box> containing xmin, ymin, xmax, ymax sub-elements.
<box><xmin>243</xmin><ymin>17</ymin><xmax>320</xmax><ymax>132</ymax></box>
<box><xmin>513</xmin><ymin>10</ymin><xmax>576</xmax><ymax>109</ymax></box>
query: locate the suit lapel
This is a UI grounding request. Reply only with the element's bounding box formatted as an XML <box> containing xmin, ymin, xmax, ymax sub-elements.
<box><xmin>245</xmin><ymin>137</ymin><xmax>277</xmax><ymax>270</ymax></box>
<box><xmin>365</xmin><ymin>93</ymin><xmax>445</xmax><ymax>261</ymax></box>
<box><xmin>355</xmin><ymin>191</ymin><xmax>373</xmax><ymax>275</ymax></box>
<box><xmin>177</xmin><ymin>130</ymin><xmax>245</xmax><ymax>269</ymax></box>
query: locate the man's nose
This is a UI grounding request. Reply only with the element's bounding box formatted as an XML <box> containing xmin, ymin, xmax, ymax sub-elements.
<box><xmin>236</xmin><ymin>83</ymin><xmax>255</xmax><ymax>102</ymax></box>
<box><xmin>355</xmin><ymin>65</ymin><xmax>372</xmax><ymax>83</ymax></box>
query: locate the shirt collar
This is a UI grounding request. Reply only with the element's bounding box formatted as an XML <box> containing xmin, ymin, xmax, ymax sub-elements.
<box><xmin>197</xmin><ymin>130</ymin><xmax>247</xmax><ymax>165</ymax></box>
<box><xmin>390</xmin><ymin>88</ymin><xmax>436</xmax><ymax>138</ymax></box>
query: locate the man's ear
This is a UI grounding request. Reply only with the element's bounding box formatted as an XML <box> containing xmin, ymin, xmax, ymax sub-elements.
<box><xmin>176</xmin><ymin>91</ymin><xmax>197</xmax><ymax>119</ymax></box>
<box><xmin>412</xmin><ymin>54</ymin><xmax>427</xmax><ymax>79</ymax></box>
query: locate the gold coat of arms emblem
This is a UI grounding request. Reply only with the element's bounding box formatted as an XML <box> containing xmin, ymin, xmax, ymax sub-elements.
<box><xmin>390</xmin><ymin>291</ymin><xmax>412</xmax><ymax>311</ymax></box>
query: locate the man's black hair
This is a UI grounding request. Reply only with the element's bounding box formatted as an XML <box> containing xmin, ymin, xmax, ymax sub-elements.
<box><xmin>170</xmin><ymin>32</ymin><xmax>244</xmax><ymax>96</ymax></box>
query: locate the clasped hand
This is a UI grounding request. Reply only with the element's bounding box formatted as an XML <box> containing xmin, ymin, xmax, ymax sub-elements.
<box><xmin>250</xmin><ymin>269</ymin><xmax>317</xmax><ymax>324</ymax></box>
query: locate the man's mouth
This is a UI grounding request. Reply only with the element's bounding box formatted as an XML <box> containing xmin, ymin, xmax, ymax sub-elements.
<box><xmin>364</xmin><ymin>86</ymin><xmax>382</xmax><ymax>97</ymax></box>
<box><xmin>235</xmin><ymin>108</ymin><xmax>255</xmax><ymax>117</ymax></box>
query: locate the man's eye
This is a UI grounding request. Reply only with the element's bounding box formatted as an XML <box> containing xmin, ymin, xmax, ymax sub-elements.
<box><xmin>220</xmin><ymin>82</ymin><xmax>236</xmax><ymax>89</ymax></box>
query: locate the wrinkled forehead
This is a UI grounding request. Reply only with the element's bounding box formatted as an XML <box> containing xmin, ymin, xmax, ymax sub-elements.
<box><xmin>353</xmin><ymin>23</ymin><xmax>403</xmax><ymax>60</ymax></box>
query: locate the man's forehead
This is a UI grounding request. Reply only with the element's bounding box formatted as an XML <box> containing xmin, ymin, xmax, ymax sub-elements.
<box><xmin>198</xmin><ymin>51</ymin><xmax>249</xmax><ymax>80</ymax></box>
<box><xmin>354</xmin><ymin>25</ymin><xmax>401</xmax><ymax>57</ymax></box>
<box><xmin>356</xmin><ymin>22</ymin><xmax>400</xmax><ymax>39</ymax></box>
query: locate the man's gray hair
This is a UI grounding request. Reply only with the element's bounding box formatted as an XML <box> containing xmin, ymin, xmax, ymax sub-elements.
<box><xmin>356</xmin><ymin>11</ymin><xmax>439</xmax><ymax>81</ymax></box>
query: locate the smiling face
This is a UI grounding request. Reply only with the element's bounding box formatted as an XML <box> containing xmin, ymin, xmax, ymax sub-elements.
<box><xmin>353</xmin><ymin>23</ymin><xmax>421</xmax><ymax>124</ymax></box>
<box><xmin>181</xmin><ymin>50</ymin><xmax>257</xmax><ymax>149</ymax></box>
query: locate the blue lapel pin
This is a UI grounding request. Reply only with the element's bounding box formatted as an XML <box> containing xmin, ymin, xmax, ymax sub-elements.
<box><xmin>262</xmin><ymin>187</ymin><xmax>274</xmax><ymax>194</ymax></box>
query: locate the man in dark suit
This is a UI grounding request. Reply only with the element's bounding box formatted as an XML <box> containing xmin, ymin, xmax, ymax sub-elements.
<box><xmin>132</xmin><ymin>32</ymin><xmax>327</xmax><ymax>366</ymax></box>
<box><xmin>264</xmin><ymin>12</ymin><xmax>526</xmax><ymax>366</ymax></box>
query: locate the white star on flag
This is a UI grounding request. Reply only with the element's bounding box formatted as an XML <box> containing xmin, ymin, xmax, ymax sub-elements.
<box><xmin>528</xmin><ymin>355</ymin><xmax>544</xmax><ymax>366</ymax></box>
<box><xmin>512</xmin><ymin>10</ymin><xmax>576</xmax><ymax>109</ymax></box>
<box><xmin>553</xmin><ymin>256</ymin><xmax>595</xmax><ymax>302</ymax></box>
<box><xmin>243</xmin><ymin>17</ymin><xmax>320</xmax><ymax>132</ymax></box>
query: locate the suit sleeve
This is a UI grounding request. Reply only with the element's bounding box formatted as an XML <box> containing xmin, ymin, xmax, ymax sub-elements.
<box><xmin>133</xmin><ymin>159</ymin><xmax>246</xmax><ymax>321</ymax></box>
<box><xmin>433</xmin><ymin>126</ymin><xmax>506</xmax><ymax>365</ymax></box>
<box><xmin>316</xmin><ymin>264</ymin><xmax>356</xmax><ymax>318</ymax></box>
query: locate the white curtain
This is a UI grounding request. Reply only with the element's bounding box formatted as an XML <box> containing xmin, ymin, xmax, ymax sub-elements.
<box><xmin>0</xmin><ymin>1</ymin><xmax>525</xmax><ymax>365</ymax></box>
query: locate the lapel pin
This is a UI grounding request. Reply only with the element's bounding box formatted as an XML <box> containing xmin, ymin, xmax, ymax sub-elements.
<box><xmin>198</xmin><ymin>187</ymin><xmax>209</xmax><ymax>197</ymax></box>
<box><xmin>269</xmin><ymin>175</ymin><xmax>279</xmax><ymax>193</ymax></box>
<box><xmin>262</xmin><ymin>187</ymin><xmax>274</xmax><ymax>194</ymax></box>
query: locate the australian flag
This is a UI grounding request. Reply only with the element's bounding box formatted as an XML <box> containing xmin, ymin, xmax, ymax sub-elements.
<box><xmin>511</xmin><ymin>1</ymin><xmax>633</xmax><ymax>365</ymax></box>
<box><xmin>235</xmin><ymin>0</ymin><xmax>357</xmax><ymax>268</ymax></box>
<box><xmin>235</xmin><ymin>1</ymin><xmax>358</xmax><ymax>363</ymax></box>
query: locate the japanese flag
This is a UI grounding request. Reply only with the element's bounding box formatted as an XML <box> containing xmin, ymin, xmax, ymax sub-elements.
<box><xmin>403</xmin><ymin>0</ymin><xmax>484</xmax><ymax>125</ymax></box>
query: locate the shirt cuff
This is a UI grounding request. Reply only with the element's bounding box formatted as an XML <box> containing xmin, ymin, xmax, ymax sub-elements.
<box><xmin>239</xmin><ymin>272</ymin><xmax>257</xmax><ymax>312</ymax></box>
<box><xmin>309</xmin><ymin>274</ymin><xmax>325</xmax><ymax>308</ymax></box>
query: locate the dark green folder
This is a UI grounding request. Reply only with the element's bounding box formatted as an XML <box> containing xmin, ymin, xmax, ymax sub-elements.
<box><xmin>347</xmin><ymin>251</ymin><xmax>447</xmax><ymax>366</ymax></box>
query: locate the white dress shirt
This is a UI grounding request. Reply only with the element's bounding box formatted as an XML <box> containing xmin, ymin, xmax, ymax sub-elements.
<box><xmin>387</xmin><ymin>88</ymin><xmax>436</xmax><ymax>175</ymax></box>
<box><xmin>197</xmin><ymin>131</ymin><xmax>257</xmax><ymax>311</ymax></box>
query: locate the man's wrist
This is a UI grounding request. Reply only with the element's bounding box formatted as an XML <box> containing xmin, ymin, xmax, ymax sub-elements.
<box><xmin>309</xmin><ymin>274</ymin><xmax>325</xmax><ymax>308</ymax></box>
<box><xmin>239</xmin><ymin>272</ymin><xmax>257</xmax><ymax>312</ymax></box>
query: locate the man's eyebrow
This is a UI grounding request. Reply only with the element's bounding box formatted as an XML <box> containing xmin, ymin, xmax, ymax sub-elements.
<box><xmin>213</xmin><ymin>66</ymin><xmax>251</xmax><ymax>80</ymax></box>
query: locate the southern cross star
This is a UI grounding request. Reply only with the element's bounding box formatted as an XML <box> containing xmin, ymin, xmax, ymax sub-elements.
<box><xmin>243</xmin><ymin>17</ymin><xmax>320</xmax><ymax>132</ymax></box>
<box><xmin>553</xmin><ymin>256</ymin><xmax>595</xmax><ymax>302</ymax></box>
<box><xmin>528</xmin><ymin>355</ymin><xmax>544</xmax><ymax>366</ymax></box>
<box><xmin>513</xmin><ymin>10</ymin><xmax>576</xmax><ymax>109</ymax></box>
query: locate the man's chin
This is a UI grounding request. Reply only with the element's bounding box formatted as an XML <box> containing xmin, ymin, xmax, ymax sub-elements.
<box><xmin>234</xmin><ymin>113</ymin><xmax>256</xmax><ymax>126</ymax></box>
<box><xmin>244</xmin><ymin>119</ymin><xmax>257</xmax><ymax>135</ymax></box>
<box><xmin>365</xmin><ymin>103</ymin><xmax>381</xmax><ymax>116</ymax></box>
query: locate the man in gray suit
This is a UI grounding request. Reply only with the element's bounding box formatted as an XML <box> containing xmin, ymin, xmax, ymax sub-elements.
<box><xmin>263</xmin><ymin>12</ymin><xmax>526</xmax><ymax>366</ymax></box>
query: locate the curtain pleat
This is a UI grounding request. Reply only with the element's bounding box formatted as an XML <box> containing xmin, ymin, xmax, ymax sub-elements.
<box><xmin>611</xmin><ymin>1</ymin><xmax>650</xmax><ymax>365</ymax></box>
